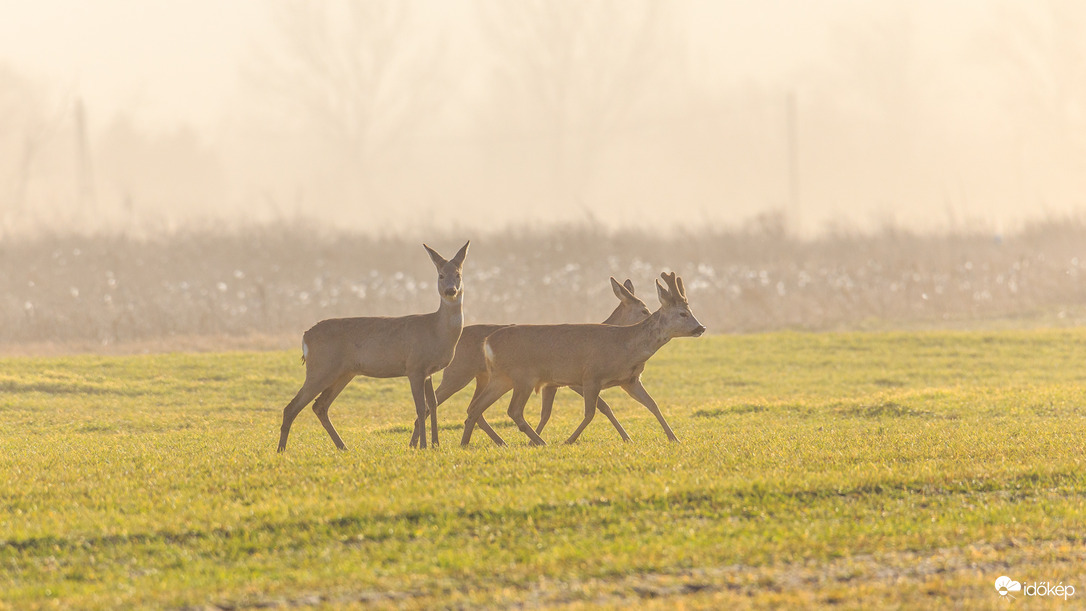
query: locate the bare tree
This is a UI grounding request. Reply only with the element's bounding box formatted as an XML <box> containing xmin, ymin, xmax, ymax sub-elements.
<box><xmin>0</xmin><ymin>64</ymin><xmax>67</xmax><ymax>220</ymax></box>
<box><xmin>478</xmin><ymin>0</ymin><xmax>681</xmax><ymax>201</ymax></box>
<box><xmin>983</xmin><ymin>0</ymin><xmax>1086</xmax><ymax>206</ymax></box>
<box><xmin>824</xmin><ymin>8</ymin><xmax>920</xmax><ymax>157</ymax></box>
<box><xmin>995</xmin><ymin>1</ymin><xmax>1086</xmax><ymax>155</ymax></box>
<box><xmin>257</xmin><ymin>0</ymin><xmax>451</xmax><ymax>203</ymax></box>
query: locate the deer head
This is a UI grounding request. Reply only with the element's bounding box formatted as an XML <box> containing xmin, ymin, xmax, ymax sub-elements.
<box><xmin>423</xmin><ymin>241</ymin><xmax>470</xmax><ymax>304</ymax></box>
<box><xmin>654</xmin><ymin>272</ymin><xmax>705</xmax><ymax>337</ymax></box>
<box><xmin>606</xmin><ymin>277</ymin><xmax>652</xmax><ymax>325</ymax></box>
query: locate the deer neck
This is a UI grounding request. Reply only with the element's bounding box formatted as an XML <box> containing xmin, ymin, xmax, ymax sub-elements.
<box><xmin>601</xmin><ymin>305</ymin><xmax>626</xmax><ymax>325</ymax></box>
<box><xmin>622</xmin><ymin>312</ymin><xmax>672</xmax><ymax>363</ymax></box>
<box><xmin>436</xmin><ymin>294</ymin><xmax>464</xmax><ymax>337</ymax></box>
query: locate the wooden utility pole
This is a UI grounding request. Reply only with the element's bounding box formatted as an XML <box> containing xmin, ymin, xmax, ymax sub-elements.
<box><xmin>786</xmin><ymin>91</ymin><xmax>799</xmax><ymax>234</ymax></box>
<box><xmin>74</xmin><ymin>98</ymin><xmax>96</xmax><ymax>213</ymax></box>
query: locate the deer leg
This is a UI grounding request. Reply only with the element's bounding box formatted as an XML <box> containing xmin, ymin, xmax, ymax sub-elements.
<box><xmin>278</xmin><ymin>375</ymin><xmax>332</xmax><ymax>452</ymax></box>
<box><xmin>622</xmin><ymin>377</ymin><xmax>678</xmax><ymax>442</ymax></box>
<box><xmin>411</xmin><ymin>369</ymin><xmax>480</xmax><ymax>447</ymax></box>
<box><xmin>463</xmin><ymin>374</ymin><xmax>505</xmax><ymax>445</ymax></box>
<box><xmin>507</xmin><ymin>385</ymin><xmax>546</xmax><ymax>446</ymax></box>
<box><xmin>565</xmin><ymin>384</ymin><xmax>601</xmax><ymax>444</ymax></box>
<box><xmin>473</xmin><ymin>415</ymin><xmax>503</xmax><ymax>446</ymax></box>
<box><xmin>311</xmin><ymin>373</ymin><xmax>354</xmax><ymax>450</ymax></box>
<box><xmin>435</xmin><ymin>366</ymin><xmax>478</xmax><ymax>406</ymax></box>
<box><xmin>408</xmin><ymin>374</ymin><xmax>430</xmax><ymax>449</ymax></box>
<box><xmin>462</xmin><ymin>375</ymin><xmax>513</xmax><ymax>446</ymax></box>
<box><xmin>568</xmin><ymin>386</ymin><xmax>631</xmax><ymax>442</ymax></box>
<box><xmin>424</xmin><ymin>376</ymin><xmax>439</xmax><ymax>447</ymax></box>
<box><xmin>535</xmin><ymin>384</ymin><xmax>559</xmax><ymax>435</ymax></box>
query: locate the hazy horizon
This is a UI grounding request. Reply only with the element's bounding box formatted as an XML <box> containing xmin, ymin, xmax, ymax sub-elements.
<box><xmin>2</xmin><ymin>0</ymin><xmax>1084</xmax><ymax>236</ymax></box>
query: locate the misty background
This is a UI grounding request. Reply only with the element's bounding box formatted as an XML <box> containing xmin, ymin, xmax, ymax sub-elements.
<box><xmin>4</xmin><ymin>0</ymin><xmax>1086</xmax><ymax>351</ymax></box>
<box><xmin>2</xmin><ymin>0</ymin><xmax>1085</xmax><ymax>236</ymax></box>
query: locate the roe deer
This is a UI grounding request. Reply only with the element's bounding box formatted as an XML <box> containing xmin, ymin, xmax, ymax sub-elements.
<box><xmin>409</xmin><ymin>277</ymin><xmax>651</xmax><ymax>447</ymax></box>
<box><xmin>277</xmin><ymin>241</ymin><xmax>469</xmax><ymax>452</ymax></box>
<box><xmin>461</xmin><ymin>272</ymin><xmax>704</xmax><ymax>446</ymax></box>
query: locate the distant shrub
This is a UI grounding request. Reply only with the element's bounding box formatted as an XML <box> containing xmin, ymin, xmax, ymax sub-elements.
<box><xmin>3</xmin><ymin>219</ymin><xmax>1086</xmax><ymax>351</ymax></box>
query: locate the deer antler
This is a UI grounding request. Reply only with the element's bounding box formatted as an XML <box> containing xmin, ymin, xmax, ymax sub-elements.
<box><xmin>660</xmin><ymin>272</ymin><xmax>686</xmax><ymax>304</ymax></box>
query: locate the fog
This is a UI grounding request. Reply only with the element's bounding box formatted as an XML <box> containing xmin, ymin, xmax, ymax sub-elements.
<box><xmin>1</xmin><ymin>0</ymin><xmax>1085</xmax><ymax>236</ymax></box>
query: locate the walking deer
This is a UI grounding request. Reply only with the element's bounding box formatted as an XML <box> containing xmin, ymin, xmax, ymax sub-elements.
<box><xmin>409</xmin><ymin>277</ymin><xmax>651</xmax><ymax>447</ymax></box>
<box><xmin>460</xmin><ymin>272</ymin><xmax>704</xmax><ymax>446</ymax></box>
<box><xmin>277</xmin><ymin>241</ymin><xmax>469</xmax><ymax>452</ymax></box>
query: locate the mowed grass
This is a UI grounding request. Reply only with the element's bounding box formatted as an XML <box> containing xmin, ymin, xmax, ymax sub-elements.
<box><xmin>2</xmin><ymin>330</ymin><xmax>1086</xmax><ymax>609</ymax></box>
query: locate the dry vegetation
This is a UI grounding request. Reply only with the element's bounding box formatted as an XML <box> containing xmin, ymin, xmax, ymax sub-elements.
<box><xmin>4</xmin><ymin>216</ymin><xmax>1086</xmax><ymax>352</ymax></box>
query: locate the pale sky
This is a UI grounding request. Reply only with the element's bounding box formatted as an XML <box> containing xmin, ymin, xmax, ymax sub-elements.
<box><xmin>0</xmin><ymin>0</ymin><xmax>271</xmax><ymax>130</ymax></box>
<box><xmin>1</xmin><ymin>0</ymin><xmax>1078</xmax><ymax>234</ymax></box>
<box><xmin>0</xmin><ymin>0</ymin><xmax>969</xmax><ymax>130</ymax></box>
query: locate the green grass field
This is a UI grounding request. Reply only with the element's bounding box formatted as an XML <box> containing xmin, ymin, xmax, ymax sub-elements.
<box><xmin>2</xmin><ymin>330</ymin><xmax>1086</xmax><ymax>609</ymax></box>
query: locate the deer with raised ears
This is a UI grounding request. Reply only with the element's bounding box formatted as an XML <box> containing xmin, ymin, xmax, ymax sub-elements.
<box><xmin>409</xmin><ymin>277</ymin><xmax>652</xmax><ymax>447</ymax></box>
<box><xmin>277</xmin><ymin>241</ymin><xmax>469</xmax><ymax>452</ymax></box>
<box><xmin>460</xmin><ymin>272</ymin><xmax>705</xmax><ymax>447</ymax></box>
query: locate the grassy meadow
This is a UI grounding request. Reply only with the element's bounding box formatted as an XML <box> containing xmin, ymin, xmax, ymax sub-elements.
<box><xmin>2</xmin><ymin>330</ymin><xmax>1086</xmax><ymax>608</ymax></box>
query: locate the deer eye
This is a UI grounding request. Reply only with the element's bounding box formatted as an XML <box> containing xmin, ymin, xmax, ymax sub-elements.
<box><xmin>679</xmin><ymin>312</ymin><xmax>689</xmax><ymax>318</ymax></box>
<box><xmin>439</xmin><ymin>274</ymin><xmax>446</xmax><ymax>280</ymax></box>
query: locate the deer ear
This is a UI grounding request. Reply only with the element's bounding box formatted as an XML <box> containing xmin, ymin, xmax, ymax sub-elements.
<box><xmin>675</xmin><ymin>276</ymin><xmax>687</xmax><ymax>301</ymax></box>
<box><xmin>611</xmin><ymin>276</ymin><xmax>636</xmax><ymax>302</ymax></box>
<box><xmin>423</xmin><ymin>244</ymin><xmax>447</xmax><ymax>270</ymax></box>
<box><xmin>623</xmin><ymin>278</ymin><xmax>635</xmax><ymax>294</ymax></box>
<box><xmin>450</xmin><ymin>240</ymin><xmax>470</xmax><ymax>267</ymax></box>
<box><xmin>655</xmin><ymin>279</ymin><xmax>672</xmax><ymax>306</ymax></box>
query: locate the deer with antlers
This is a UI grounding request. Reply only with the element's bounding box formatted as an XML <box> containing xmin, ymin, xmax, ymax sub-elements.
<box><xmin>410</xmin><ymin>277</ymin><xmax>652</xmax><ymax>447</ymax></box>
<box><xmin>277</xmin><ymin>241</ymin><xmax>469</xmax><ymax>452</ymax></box>
<box><xmin>461</xmin><ymin>272</ymin><xmax>704</xmax><ymax>446</ymax></box>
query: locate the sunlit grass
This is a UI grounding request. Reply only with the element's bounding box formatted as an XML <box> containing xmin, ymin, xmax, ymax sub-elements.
<box><xmin>2</xmin><ymin>329</ymin><xmax>1086</xmax><ymax>608</ymax></box>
